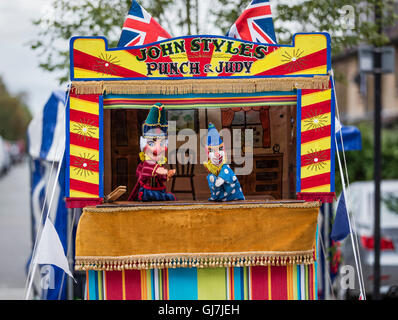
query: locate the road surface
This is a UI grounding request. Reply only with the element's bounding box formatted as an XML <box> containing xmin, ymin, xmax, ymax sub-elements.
<box><xmin>0</xmin><ymin>161</ymin><xmax>31</xmax><ymax>299</ymax></box>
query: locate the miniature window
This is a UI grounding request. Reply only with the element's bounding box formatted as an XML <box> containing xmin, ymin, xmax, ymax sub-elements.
<box><xmin>167</xmin><ymin>109</ymin><xmax>199</xmax><ymax>133</ymax></box>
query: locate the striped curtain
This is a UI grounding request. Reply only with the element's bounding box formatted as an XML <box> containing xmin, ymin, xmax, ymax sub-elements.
<box><xmin>85</xmin><ymin>264</ymin><xmax>317</xmax><ymax>300</ymax></box>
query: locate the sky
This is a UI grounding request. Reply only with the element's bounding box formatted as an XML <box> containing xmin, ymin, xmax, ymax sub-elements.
<box><xmin>0</xmin><ymin>0</ymin><xmax>62</xmax><ymax>115</ymax></box>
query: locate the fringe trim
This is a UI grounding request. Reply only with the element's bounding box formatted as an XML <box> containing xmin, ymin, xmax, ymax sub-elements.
<box><xmin>70</xmin><ymin>76</ymin><xmax>330</xmax><ymax>95</ymax></box>
<box><xmin>74</xmin><ymin>250</ymin><xmax>315</xmax><ymax>271</ymax></box>
<box><xmin>296</xmin><ymin>192</ymin><xmax>335</xmax><ymax>203</ymax></box>
<box><xmin>84</xmin><ymin>201</ymin><xmax>321</xmax><ymax>213</ymax></box>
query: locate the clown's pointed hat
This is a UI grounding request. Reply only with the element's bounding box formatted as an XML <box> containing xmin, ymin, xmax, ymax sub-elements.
<box><xmin>142</xmin><ymin>103</ymin><xmax>168</xmax><ymax>138</ymax></box>
<box><xmin>207</xmin><ymin>123</ymin><xmax>223</xmax><ymax>147</ymax></box>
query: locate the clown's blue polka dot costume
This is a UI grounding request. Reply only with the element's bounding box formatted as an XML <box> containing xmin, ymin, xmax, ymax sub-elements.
<box><xmin>207</xmin><ymin>164</ymin><xmax>245</xmax><ymax>201</ymax></box>
<box><xmin>204</xmin><ymin>123</ymin><xmax>245</xmax><ymax>202</ymax></box>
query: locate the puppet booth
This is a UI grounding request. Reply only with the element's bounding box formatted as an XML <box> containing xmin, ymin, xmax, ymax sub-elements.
<box><xmin>67</xmin><ymin>0</ymin><xmax>337</xmax><ymax>300</ymax></box>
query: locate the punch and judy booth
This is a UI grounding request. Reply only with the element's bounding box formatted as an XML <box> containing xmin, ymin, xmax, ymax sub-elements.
<box><xmin>67</xmin><ymin>29</ymin><xmax>336</xmax><ymax>299</ymax></box>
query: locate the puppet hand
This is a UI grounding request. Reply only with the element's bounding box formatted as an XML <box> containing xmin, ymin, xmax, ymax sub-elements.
<box><xmin>156</xmin><ymin>167</ymin><xmax>168</xmax><ymax>175</ymax></box>
<box><xmin>166</xmin><ymin>169</ymin><xmax>176</xmax><ymax>181</ymax></box>
<box><xmin>167</xmin><ymin>169</ymin><xmax>176</xmax><ymax>178</ymax></box>
<box><xmin>215</xmin><ymin>177</ymin><xmax>225</xmax><ymax>187</ymax></box>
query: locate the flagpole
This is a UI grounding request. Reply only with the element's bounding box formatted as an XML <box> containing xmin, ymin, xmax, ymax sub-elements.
<box><xmin>324</xmin><ymin>203</ymin><xmax>331</xmax><ymax>299</ymax></box>
<box><xmin>24</xmin><ymin>86</ymin><xmax>71</xmax><ymax>300</ymax></box>
<box><xmin>373</xmin><ymin>1</ymin><xmax>383</xmax><ymax>300</ymax></box>
<box><xmin>335</xmin><ymin>97</ymin><xmax>367</xmax><ymax>298</ymax></box>
<box><xmin>334</xmin><ymin>135</ymin><xmax>366</xmax><ymax>299</ymax></box>
<box><xmin>57</xmin><ymin>208</ymin><xmax>77</xmax><ymax>300</ymax></box>
<box><xmin>25</xmin><ymin>148</ymin><xmax>65</xmax><ymax>300</ymax></box>
<box><xmin>331</xmin><ymin>71</ymin><xmax>366</xmax><ymax>299</ymax></box>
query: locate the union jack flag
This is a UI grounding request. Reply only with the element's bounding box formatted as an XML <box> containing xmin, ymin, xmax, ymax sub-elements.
<box><xmin>226</xmin><ymin>0</ymin><xmax>277</xmax><ymax>44</ymax></box>
<box><xmin>118</xmin><ymin>0</ymin><xmax>172</xmax><ymax>47</ymax></box>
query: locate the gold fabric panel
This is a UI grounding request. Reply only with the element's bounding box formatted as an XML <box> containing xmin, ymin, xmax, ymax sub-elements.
<box><xmin>75</xmin><ymin>202</ymin><xmax>320</xmax><ymax>271</ymax></box>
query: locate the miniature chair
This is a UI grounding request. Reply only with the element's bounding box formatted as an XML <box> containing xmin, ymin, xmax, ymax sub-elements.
<box><xmin>169</xmin><ymin>149</ymin><xmax>196</xmax><ymax>200</ymax></box>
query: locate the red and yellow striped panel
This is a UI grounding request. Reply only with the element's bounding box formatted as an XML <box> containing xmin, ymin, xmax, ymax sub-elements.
<box><xmin>71</xmin><ymin>33</ymin><xmax>329</xmax><ymax>80</ymax></box>
<box><xmin>69</xmin><ymin>94</ymin><xmax>100</xmax><ymax>198</ymax></box>
<box><xmin>299</xmin><ymin>89</ymin><xmax>332</xmax><ymax>194</ymax></box>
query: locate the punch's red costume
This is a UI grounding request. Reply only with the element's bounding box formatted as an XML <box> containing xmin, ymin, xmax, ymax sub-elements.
<box><xmin>128</xmin><ymin>161</ymin><xmax>174</xmax><ymax>201</ymax></box>
<box><xmin>128</xmin><ymin>103</ymin><xmax>175</xmax><ymax>202</ymax></box>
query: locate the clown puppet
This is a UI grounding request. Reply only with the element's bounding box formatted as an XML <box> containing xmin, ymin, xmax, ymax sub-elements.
<box><xmin>203</xmin><ymin>123</ymin><xmax>245</xmax><ymax>202</ymax></box>
<box><xmin>128</xmin><ymin>103</ymin><xmax>176</xmax><ymax>201</ymax></box>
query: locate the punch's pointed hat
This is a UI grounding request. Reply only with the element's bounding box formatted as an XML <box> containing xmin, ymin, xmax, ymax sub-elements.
<box><xmin>142</xmin><ymin>103</ymin><xmax>168</xmax><ymax>138</ymax></box>
<box><xmin>207</xmin><ymin>123</ymin><xmax>223</xmax><ymax>147</ymax></box>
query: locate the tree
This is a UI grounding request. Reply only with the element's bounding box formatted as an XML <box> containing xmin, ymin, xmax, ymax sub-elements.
<box><xmin>210</xmin><ymin>0</ymin><xmax>248</xmax><ymax>35</ymax></box>
<box><xmin>0</xmin><ymin>78</ymin><xmax>32</xmax><ymax>142</ymax></box>
<box><xmin>212</xmin><ymin>0</ymin><xmax>397</xmax><ymax>56</ymax></box>
<box><xmin>274</xmin><ymin>0</ymin><xmax>397</xmax><ymax>55</ymax></box>
<box><xmin>30</xmin><ymin>0</ymin><xmax>131</xmax><ymax>83</ymax></box>
<box><xmin>31</xmin><ymin>0</ymin><xmax>397</xmax><ymax>83</ymax></box>
<box><xmin>30</xmin><ymin>0</ymin><xmax>199</xmax><ymax>83</ymax></box>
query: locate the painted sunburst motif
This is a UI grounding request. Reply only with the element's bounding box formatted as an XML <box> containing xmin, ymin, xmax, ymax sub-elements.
<box><xmin>302</xmin><ymin>149</ymin><xmax>328</xmax><ymax>171</ymax></box>
<box><xmin>93</xmin><ymin>53</ymin><xmax>121</xmax><ymax>75</ymax></box>
<box><xmin>72</xmin><ymin>153</ymin><xmax>97</xmax><ymax>177</ymax></box>
<box><xmin>71</xmin><ymin>119</ymin><xmax>98</xmax><ymax>141</ymax></box>
<box><xmin>281</xmin><ymin>48</ymin><xmax>306</xmax><ymax>73</ymax></box>
<box><xmin>303</xmin><ymin>110</ymin><xmax>329</xmax><ymax>131</ymax></box>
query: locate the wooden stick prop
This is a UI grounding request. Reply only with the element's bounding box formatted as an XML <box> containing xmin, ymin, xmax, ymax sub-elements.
<box><xmin>105</xmin><ymin>186</ymin><xmax>127</xmax><ymax>203</ymax></box>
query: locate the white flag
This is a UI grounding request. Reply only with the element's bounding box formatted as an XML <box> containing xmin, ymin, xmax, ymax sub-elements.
<box><xmin>335</xmin><ymin>117</ymin><xmax>342</xmax><ymax>133</ymax></box>
<box><xmin>33</xmin><ymin>218</ymin><xmax>74</xmax><ymax>278</ymax></box>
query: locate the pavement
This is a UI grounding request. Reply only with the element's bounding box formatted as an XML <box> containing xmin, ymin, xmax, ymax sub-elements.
<box><xmin>0</xmin><ymin>161</ymin><xmax>32</xmax><ymax>300</ymax></box>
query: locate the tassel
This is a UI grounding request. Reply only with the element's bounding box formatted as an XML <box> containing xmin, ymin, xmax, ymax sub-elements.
<box><xmin>76</xmin><ymin>251</ymin><xmax>316</xmax><ymax>271</ymax></box>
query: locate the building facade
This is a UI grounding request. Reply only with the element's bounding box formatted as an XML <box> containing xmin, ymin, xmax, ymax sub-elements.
<box><xmin>333</xmin><ymin>37</ymin><xmax>398</xmax><ymax>125</ymax></box>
